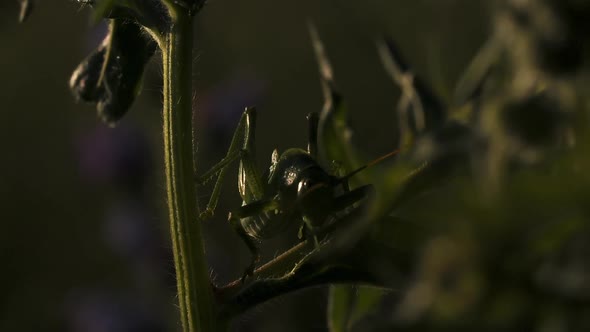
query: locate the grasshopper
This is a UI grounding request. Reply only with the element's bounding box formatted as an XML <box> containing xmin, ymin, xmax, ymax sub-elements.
<box><xmin>196</xmin><ymin>107</ymin><xmax>400</xmax><ymax>281</ymax></box>
<box><xmin>196</xmin><ymin>26</ymin><xmax>419</xmax><ymax>283</ymax></box>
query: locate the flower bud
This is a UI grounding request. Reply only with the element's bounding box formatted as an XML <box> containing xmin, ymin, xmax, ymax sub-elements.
<box><xmin>69</xmin><ymin>43</ymin><xmax>107</xmax><ymax>102</ymax></box>
<box><xmin>69</xmin><ymin>19</ymin><xmax>157</xmax><ymax>125</ymax></box>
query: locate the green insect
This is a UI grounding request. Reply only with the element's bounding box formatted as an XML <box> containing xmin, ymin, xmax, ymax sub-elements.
<box><xmin>195</xmin><ymin>25</ymin><xmax>413</xmax><ymax>283</ymax></box>
<box><xmin>197</xmin><ymin>107</ymin><xmax>399</xmax><ymax>282</ymax></box>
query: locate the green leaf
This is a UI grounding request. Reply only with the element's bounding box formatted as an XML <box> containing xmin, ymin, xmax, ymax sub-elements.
<box><xmin>452</xmin><ymin>36</ymin><xmax>502</xmax><ymax>107</ymax></box>
<box><xmin>327</xmin><ymin>285</ymin><xmax>387</xmax><ymax>332</ymax></box>
<box><xmin>377</xmin><ymin>37</ymin><xmax>446</xmax><ymax>141</ymax></box>
<box><xmin>347</xmin><ymin>286</ymin><xmax>387</xmax><ymax>329</ymax></box>
<box><xmin>327</xmin><ymin>285</ymin><xmax>354</xmax><ymax>332</ymax></box>
<box><xmin>308</xmin><ymin>23</ymin><xmax>366</xmax><ymax>183</ymax></box>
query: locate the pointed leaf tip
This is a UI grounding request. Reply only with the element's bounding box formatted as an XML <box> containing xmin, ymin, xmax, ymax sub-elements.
<box><xmin>308</xmin><ymin>22</ymin><xmax>335</xmax><ymax>89</ymax></box>
<box><xmin>18</xmin><ymin>0</ymin><xmax>33</xmax><ymax>23</ymax></box>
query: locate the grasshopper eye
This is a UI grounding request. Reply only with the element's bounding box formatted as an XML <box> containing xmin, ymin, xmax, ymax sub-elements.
<box><xmin>297</xmin><ymin>179</ymin><xmax>312</xmax><ymax>194</ymax></box>
<box><xmin>297</xmin><ymin>177</ymin><xmax>325</xmax><ymax>196</ymax></box>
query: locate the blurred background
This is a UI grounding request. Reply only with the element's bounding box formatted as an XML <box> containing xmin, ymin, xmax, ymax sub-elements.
<box><xmin>1</xmin><ymin>1</ymin><xmax>489</xmax><ymax>331</ymax></box>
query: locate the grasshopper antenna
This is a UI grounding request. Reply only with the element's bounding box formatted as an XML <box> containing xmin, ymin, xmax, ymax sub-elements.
<box><xmin>337</xmin><ymin>149</ymin><xmax>401</xmax><ymax>183</ymax></box>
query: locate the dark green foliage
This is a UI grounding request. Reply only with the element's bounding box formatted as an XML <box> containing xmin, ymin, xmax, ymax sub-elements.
<box><xmin>327</xmin><ymin>285</ymin><xmax>388</xmax><ymax>332</ymax></box>
<box><xmin>313</xmin><ymin>1</ymin><xmax>590</xmax><ymax>330</ymax></box>
<box><xmin>26</xmin><ymin>0</ymin><xmax>590</xmax><ymax>330</ymax></box>
<box><xmin>220</xmin><ymin>2</ymin><xmax>590</xmax><ymax>330</ymax></box>
<box><xmin>500</xmin><ymin>92</ymin><xmax>566</xmax><ymax>147</ymax></box>
<box><xmin>498</xmin><ymin>0</ymin><xmax>590</xmax><ymax>75</ymax></box>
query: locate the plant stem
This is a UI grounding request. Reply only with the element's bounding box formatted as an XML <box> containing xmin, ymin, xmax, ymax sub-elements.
<box><xmin>217</xmin><ymin>205</ymin><xmax>369</xmax><ymax>300</ymax></box>
<box><xmin>162</xmin><ymin>8</ymin><xmax>216</xmax><ymax>332</ymax></box>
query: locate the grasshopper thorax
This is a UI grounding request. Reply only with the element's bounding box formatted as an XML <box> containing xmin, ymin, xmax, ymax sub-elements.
<box><xmin>268</xmin><ymin>148</ymin><xmax>338</xmax><ymax>226</ymax></box>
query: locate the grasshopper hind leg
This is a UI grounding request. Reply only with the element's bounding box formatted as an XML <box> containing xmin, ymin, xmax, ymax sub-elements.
<box><xmin>227</xmin><ymin>198</ymin><xmax>281</xmax><ymax>282</ymax></box>
<box><xmin>299</xmin><ymin>217</ymin><xmax>321</xmax><ymax>249</ymax></box>
<box><xmin>228</xmin><ymin>212</ymin><xmax>261</xmax><ymax>283</ymax></box>
<box><xmin>196</xmin><ymin>108</ymin><xmax>260</xmax><ymax>221</ymax></box>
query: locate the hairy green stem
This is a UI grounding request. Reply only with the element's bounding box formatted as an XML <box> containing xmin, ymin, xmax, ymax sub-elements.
<box><xmin>162</xmin><ymin>8</ymin><xmax>216</xmax><ymax>332</ymax></box>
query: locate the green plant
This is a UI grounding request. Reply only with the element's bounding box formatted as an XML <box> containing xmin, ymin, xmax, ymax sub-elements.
<box><xmin>17</xmin><ymin>0</ymin><xmax>590</xmax><ymax>331</ymax></box>
<box><xmin>61</xmin><ymin>1</ymin><xmax>213</xmax><ymax>330</ymax></box>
